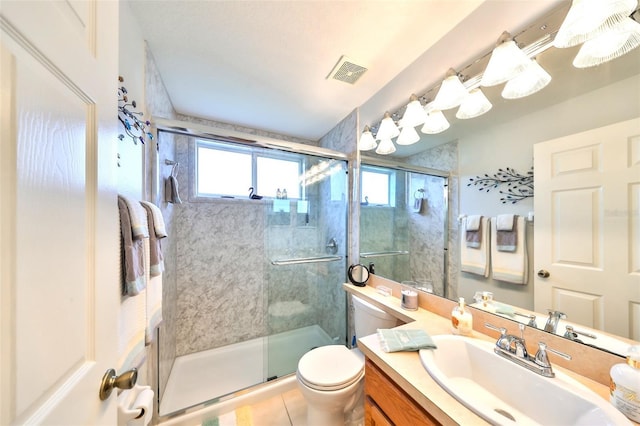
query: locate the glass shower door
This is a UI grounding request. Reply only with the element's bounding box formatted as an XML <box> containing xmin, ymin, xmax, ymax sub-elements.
<box><xmin>264</xmin><ymin>155</ymin><xmax>348</xmax><ymax>380</ymax></box>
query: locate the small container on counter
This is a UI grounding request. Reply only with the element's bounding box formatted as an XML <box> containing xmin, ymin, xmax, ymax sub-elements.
<box><xmin>400</xmin><ymin>281</ymin><xmax>419</xmax><ymax>311</ymax></box>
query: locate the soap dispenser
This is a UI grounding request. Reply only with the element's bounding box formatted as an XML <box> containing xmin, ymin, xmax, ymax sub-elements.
<box><xmin>451</xmin><ymin>297</ymin><xmax>473</xmax><ymax>336</ymax></box>
<box><xmin>610</xmin><ymin>345</ymin><xmax>640</xmax><ymax>422</ymax></box>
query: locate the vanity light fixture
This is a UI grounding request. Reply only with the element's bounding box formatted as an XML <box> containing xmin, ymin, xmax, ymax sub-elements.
<box><xmin>375</xmin><ymin>112</ymin><xmax>400</xmax><ymax>140</ymax></box>
<box><xmin>572</xmin><ymin>16</ymin><xmax>640</xmax><ymax>67</ymax></box>
<box><xmin>400</xmin><ymin>94</ymin><xmax>426</xmax><ymax>128</ymax></box>
<box><xmin>359</xmin><ymin>125</ymin><xmax>377</xmax><ymax>151</ymax></box>
<box><xmin>396</xmin><ymin>125</ymin><xmax>421</xmax><ymax>146</ymax></box>
<box><xmin>421</xmin><ymin>103</ymin><xmax>450</xmax><ymax>134</ymax></box>
<box><xmin>375</xmin><ymin>137</ymin><xmax>396</xmax><ymax>155</ymax></box>
<box><xmin>456</xmin><ymin>88</ymin><xmax>493</xmax><ymax>119</ymax></box>
<box><xmin>501</xmin><ymin>58</ymin><xmax>552</xmax><ymax>99</ymax></box>
<box><xmin>433</xmin><ymin>68</ymin><xmax>470</xmax><ymax>110</ymax></box>
<box><xmin>480</xmin><ymin>31</ymin><xmax>531</xmax><ymax>87</ymax></box>
<box><xmin>553</xmin><ymin>0</ymin><xmax>638</xmax><ymax>48</ymax></box>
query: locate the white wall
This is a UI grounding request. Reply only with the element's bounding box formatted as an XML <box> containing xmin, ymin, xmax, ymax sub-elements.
<box><xmin>458</xmin><ymin>73</ymin><xmax>640</xmax><ymax>309</ymax></box>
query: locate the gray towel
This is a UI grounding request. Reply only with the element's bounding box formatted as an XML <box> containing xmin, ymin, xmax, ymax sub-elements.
<box><xmin>497</xmin><ymin>214</ymin><xmax>517</xmax><ymax>252</ymax></box>
<box><xmin>140</xmin><ymin>202</ymin><xmax>165</xmax><ymax>277</ymax></box>
<box><xmin>165</xmin><ymin>175</ymin><xmax>182</xmax><ymax>204</ymax></box>
<box><xmin>118</xmin><ymin>197</ymin><xmax>146</xmax><ymax>296</ymax></box>
<box><xmin>377</xmin><ymin>329</ymin><xmax>437</xmax><ymax>352</ymax></box>
<box><xmin>465</xmin><ymin>215</ymin><xmax>483</xmax><ymax>248</ymax></box>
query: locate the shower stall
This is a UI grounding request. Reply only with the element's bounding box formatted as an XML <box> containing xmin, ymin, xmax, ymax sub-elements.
<box><xmin>155</xmin><ymin>129</ymin><xmax>349</xmax><ymax>416</ymax></box>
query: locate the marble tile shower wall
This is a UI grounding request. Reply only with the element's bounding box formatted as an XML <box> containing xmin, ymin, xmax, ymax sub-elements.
<box><xmin>407</xmin><ymin>141</ymin><xmax>459</xmax><ymax>298</ymax></box>
<box><xmin>144</xmin><ymin>43</ymin><xmax>177</xmax><ymax>400</ymax></box>
<box><xmin>408</xmin><ymin>174</ymin><xmax>447</xmax><ymax>295</ymax></box>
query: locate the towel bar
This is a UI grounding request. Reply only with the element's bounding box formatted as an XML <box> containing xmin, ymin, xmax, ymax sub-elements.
<box><xmin>271</xmin><ymin>255</ymin><xmax>342</xmax><ymax>266</ymax></box>
<box><xmin>360</xmin><ymin>250</ymin><xmax>409</xmax><ymax>258</ymax></box>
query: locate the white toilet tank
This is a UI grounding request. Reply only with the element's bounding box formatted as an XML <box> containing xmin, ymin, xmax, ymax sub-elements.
<box><xmin>352</xmin><ymin>295</ymin><xmax>399</xmax><ymax>339</ymax></box>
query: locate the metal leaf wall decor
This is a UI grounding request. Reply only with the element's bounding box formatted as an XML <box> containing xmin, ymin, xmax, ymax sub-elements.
<box><xmin>467</xmin><ymin>166</ymin><xmax>534</xmax><ymax>204</ymax></box>
<box><xmin>118</xmin><ymin>76</ymin><xmax>153</xmax><ymax>145</ymax></box>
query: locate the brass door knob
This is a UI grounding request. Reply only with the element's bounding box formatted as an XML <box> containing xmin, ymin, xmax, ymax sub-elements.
<box><xmin>537</xmin><ymin>269</ymin><xmax>550</xmax><ymax>278</ymax></box>
<box><xmin>99</xmin><ymin>367</ymin><xmax>137</xmax><ymax>400</ymax></box>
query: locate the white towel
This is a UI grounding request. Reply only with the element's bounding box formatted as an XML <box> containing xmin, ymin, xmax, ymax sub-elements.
<box><xmin>491</xmin><ymin>216</ymin><xmax>528</xmax><ymax>284</ymax></box>
<box><xmin>118</xmin><ymin>195</ymin><xmax>149</xmax><ymax>239</ymax></box>
<box><xmin>461</xmin><ymin>216</ymin><xmax>490</xmax><ymax>277</ymax></box>
<box><xmin>140</xmin><ymin>201</ymin><xmax>167</xmax><ymax>238</ymax></box>
<box><xmin>496</xmin><ymin>214</ymin><xmax>515</xmax><ymax>231</ymax></box>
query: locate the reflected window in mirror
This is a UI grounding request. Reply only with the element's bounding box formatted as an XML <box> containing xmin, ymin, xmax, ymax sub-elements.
<box><xmin>361</xmin><ymin>165</ymin><xmax>396</xmax><ymax>206</ymax></box>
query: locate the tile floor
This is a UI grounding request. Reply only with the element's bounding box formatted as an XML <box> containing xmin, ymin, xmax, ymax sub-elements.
<box><xmin>203</xmin><ymin>388</ymin><xmax>307</xmax><ymax>426</ymax></box>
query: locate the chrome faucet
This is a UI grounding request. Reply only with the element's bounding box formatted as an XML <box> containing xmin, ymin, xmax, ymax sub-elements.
<box><xmin>544</xmin><ymin>310</ymin><xmax>566</xmax><ymax>333</ymax></box>
<box><xmin>485</xmin><ymin>322</ymin><xmax>571</xmax><ymax>378</ymax></box>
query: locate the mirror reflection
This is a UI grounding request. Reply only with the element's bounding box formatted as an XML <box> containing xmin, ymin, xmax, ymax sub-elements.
<box><xmin>359</xmin><ymin>12</ymin><xmax>640</xmax><ymax>357</ymax></box>
<box><xmin>359</xmin><ymin>162</ymin><xmax>449</xmax><ymax>298</ymax></box>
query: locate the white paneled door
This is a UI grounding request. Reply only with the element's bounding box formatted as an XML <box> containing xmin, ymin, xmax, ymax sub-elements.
<box><xmin>1</xmin><ymin>1</ymin><xmax>119</xmax><ymax>424</ymax></box>
<box><xmin>534</xmin><ymin>117</ymin><xmax>640</xmax><ymax>340</ymax></box>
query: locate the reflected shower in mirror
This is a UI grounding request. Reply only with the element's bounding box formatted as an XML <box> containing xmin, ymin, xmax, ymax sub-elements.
<box><xmin>359</xmin><ymin>161</ymin><xmax>449</xmax><ymax>299</ymax></box>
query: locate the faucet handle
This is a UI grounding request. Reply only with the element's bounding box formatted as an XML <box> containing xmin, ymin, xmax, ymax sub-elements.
<box><xmin>535</xmin><ymin>342</ymin><xmax>572</xmax><ymax>368</ymax></box>
<box><xmin>546</xmin><ymin>309</ymin><xmax>567</xmax><ymax>319</ymax></box>
<box><xmin>484</xmin><ymin>322</ymin><xmax>507</xmax><ymax>336</ymax></box>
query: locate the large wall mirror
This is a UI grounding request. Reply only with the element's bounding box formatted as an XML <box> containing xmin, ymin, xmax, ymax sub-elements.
<box><xmin>359</xmin><ymin>3</ymin><xmax>640</xmax><ymax>357</ymax></box>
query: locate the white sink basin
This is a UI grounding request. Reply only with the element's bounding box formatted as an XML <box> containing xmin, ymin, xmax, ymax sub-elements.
<box><xmin>419</xmin><ymin>335</ymin><xmax>631</xmax><ymax>426</ymax></box>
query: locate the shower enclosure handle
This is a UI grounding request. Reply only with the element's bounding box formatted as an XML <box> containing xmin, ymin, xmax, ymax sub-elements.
<box><xmin>360</xmin><ymin>250</ymin><xmax>409</xmax><ymax>258</ymax></box>
<box><xmin>271</xmin><ymin>255</ymin><xmax>342</xmax><ymax>266</ymax></box>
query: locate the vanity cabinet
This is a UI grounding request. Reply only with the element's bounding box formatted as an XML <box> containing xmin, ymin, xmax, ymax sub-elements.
<box><xmin>364</xmin><ymin>358</ymin><xmax>441</xmax><ymax>426</ymax></box>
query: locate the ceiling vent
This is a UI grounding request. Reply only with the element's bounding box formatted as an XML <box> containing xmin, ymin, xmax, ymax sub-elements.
<box><xmin>327</xmin><ymin>55</ymin><xmax>367</xmax><ymax>85</ymax></box>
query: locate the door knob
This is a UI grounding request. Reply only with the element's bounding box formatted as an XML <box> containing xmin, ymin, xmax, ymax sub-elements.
<box><xmin>537</xmin><ymin>269</ymin><xmax>550</xmax><ymax>278</ymax></box>
<box><xmin>99</xmin><ymin>367</ymin><xmax>137</xmax><ymax>400</ymax></box>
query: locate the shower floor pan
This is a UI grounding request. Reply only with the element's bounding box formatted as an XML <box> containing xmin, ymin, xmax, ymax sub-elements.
<box><xmin>160</xmin><ymin>325</ymin><xmax>334</xmax><ymax>416</ymax></box>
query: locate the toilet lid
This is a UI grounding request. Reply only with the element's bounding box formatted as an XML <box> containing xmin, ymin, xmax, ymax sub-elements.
<box><xmin>297</xmin><ymin>345</ymin><xmax>364</xmax><ymax>391</ymax></box>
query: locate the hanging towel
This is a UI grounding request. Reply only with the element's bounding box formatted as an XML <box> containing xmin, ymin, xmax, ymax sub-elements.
<box><xmin>491</xmin><ymin>216</ymin><xmax>528</xmax><ymax>284</ymax></box>
<box><xmin>118</xmin><ymin>285</ymin><xmax>147</xmax><ymax>370</ymax></box>
<box><xmin>165</xmin><ymin>176</ymin><xmax>182</xmax><ymax>204</ymax></box>
<box><xmin>145</xmin><ymin>273</ymin><xmax>163</xmax><ymax>345</ymax></box>
<box><xmin>140</xmin><ymin>202</ymin><xmax>165</xmax><ymax>276</ymax></box>
<box><xmin>496</xmin><ymin>214</ymin><xmax>517</xmax><ymax>252</ymax></box>
<box><xmin>465</xmin><ymin>215</ymin><xmax>483</xmax><ymax>248</ymax></box>
<box><xmin>140</xmin><ymin>200</ymin><xmax>167</xmax><ymax>238</ymax></box>
<box><xmin>118</xmin><ymin>196</ymin><xmax>147</xmax><ymax>296</ymax></box>
<box><xmin>412</xmin><ymin>197</ymin><xmax>423</xmax><ymax>213</ymax></box>
<box><xmin>377</xmin><ymin>329</ymin><xmax>437</xmax><ymax>352</ymax></box>
<box><xmin>118</xmin><ymin>195</ymin><xmax>149</xmax><ymax>239</ymax></box>
<box><xmin>461</xmin><ymin>216</ymin><xmax>490</xmax><ymax>277</ymax></box>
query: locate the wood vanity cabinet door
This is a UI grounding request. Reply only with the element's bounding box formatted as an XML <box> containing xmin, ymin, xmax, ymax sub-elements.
<box><xmin>364</xmin><ymin>359</ymin><xmax>441</xmax><ymax>425</ymax></box>
<box><xmin>365</xmin><ymin>396</ymin><xmax>393</xmax><ymax>426</ymax></box>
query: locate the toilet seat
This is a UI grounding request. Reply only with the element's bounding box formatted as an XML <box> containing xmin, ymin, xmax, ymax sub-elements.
<box><xmin>297</xmin><ymin>345</ymin><xmax>364</xmax><ymax>391</ymax></box>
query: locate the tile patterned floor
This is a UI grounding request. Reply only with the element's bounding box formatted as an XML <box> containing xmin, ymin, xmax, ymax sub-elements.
<box><xmin>203</xmin><ymin>388</ymin><xmax>307</xmax><ymax>426</ymax></box>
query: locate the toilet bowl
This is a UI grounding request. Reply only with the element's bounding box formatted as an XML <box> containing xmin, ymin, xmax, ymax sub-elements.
<box><xmin>296</xmin><ymin>295</ymin><xmax>398</xmax><ymax>425</ymax></box>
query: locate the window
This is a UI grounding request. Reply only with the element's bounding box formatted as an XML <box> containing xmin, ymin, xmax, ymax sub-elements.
<box><xmin>196</xmin><ymin>140</ymin><xmax>302</xmax><ymax>199</ymax></box>
<box><xmin>361</xmin><ymin>166</ymin><xmax>396</xmax><ymax>206</ymax></box>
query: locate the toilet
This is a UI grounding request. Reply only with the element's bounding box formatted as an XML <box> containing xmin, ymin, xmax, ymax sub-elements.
<box><xmin>296</xmin><ymin>296</ymin><xmax>398</xmax><ymax>425</ymax></box>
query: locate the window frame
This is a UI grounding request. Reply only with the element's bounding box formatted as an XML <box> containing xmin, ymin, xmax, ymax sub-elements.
<box><xmin>360</xmin><ymin>165</ymin><xmax>396</xmax><ymax>207</ymax></box>
<box><xmin>195</xmin><ymin>139</ymin><xmax>305</xmax><ymax>200</ymax></box>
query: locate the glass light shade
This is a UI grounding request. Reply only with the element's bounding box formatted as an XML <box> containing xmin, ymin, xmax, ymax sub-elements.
<box><xmin>396</xmin><ymin>125</ymin><xmax>420</xmax><ymax>146</ymax></box>
<box><xmin>401</xmin><ymin>97</ymin><xmax>426</xmax><ymax>127</ymax></box>
<box><xmin>375</xmin><ymin>138</ymin><xmax>396</xmax><ymax>155</ymax></box>
<box><xmin>359</xmin><ymin>127</ymin><xmax>377</xmax><ymax>151</ymax></box>
<box><xmin>553</xmin><ymin>0</ymin><xmax>637</xmax><ymax>48</ymax></box>
<box><xmin>573</xmin><ymin>17</ymin><xmax>640</xmax><ymax>68</ymax></box>
<box><xmin>480</xmin><ymin>39</ymin><xmax>531</xmax><ymax>87</ymax></box>
<box><xmin>502</xmin><ymin>59</ymin><xmax>552</xmax><ymax>99</ymax></box>
<box><xmin>375</xmin><ymin>113</ymin><xmax>400</xmax><ymax>140</ymax></box>
<box><xmin>456</xmin><ymin>88</ymin><xmax>493</xmax><ymax>119</ymax></box>
<box><xmin>420</xmin><ymin>108</ymin><xmax>450</xmax><ymax>134</ymax></box>
<box><xmin>433</xmin><ymin>73</ymin><xmax>469</xmax><ymax>110</ymax></box>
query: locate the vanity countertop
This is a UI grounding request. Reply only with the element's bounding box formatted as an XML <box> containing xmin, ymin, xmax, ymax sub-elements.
<box><xmin>343</xmin><ymin>283</ymin><xmax>630</xmax><ymax>426</ymax></box>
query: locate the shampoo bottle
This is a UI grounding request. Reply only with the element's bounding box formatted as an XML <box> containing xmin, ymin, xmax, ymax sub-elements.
<box><xmin>610</xmin><ymin>345</ymin><xmax>640</xmax><ymax>422</ymax></box>
<box><xmin>451</xmin><ymin>297</ymin><xmax>473</xmax><ymax>336</ymax></box>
